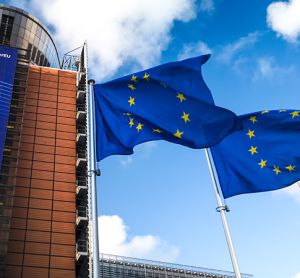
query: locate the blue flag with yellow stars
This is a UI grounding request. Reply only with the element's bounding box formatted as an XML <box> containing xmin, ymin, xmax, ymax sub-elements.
<box><xmin>94</xmin><ymin>55</ymin><xmax>241</xmax><ymax>161</ymax></box>
<box><xmin>211</xmin><ymin>109</ymin><xmax>300</xmax><ymax>198</ymax></box>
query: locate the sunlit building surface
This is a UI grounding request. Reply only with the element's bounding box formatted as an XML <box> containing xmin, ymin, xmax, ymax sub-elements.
<box><xmin>99</xmin><ymin>254</ymin><xmax>253</xmax><ymax>278</ymax></box>
<box><xmin>0</xmin><ymin>4</ymin><xmax>89</xmax><ymax>277</ymax></box>
<box><xmin>0</xmin><ymin>4</ymin><xmax>253</xmax><ymax>278</ymax></box>
<box><xmin>0</xmin><ymin>4</ymin><xmax>60</xmax><ymax>68</ymax></box>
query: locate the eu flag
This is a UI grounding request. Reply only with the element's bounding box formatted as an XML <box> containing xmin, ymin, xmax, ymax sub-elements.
<box><xmin>94</xmin><ymin>55</ymin><xmax>241</xmax><ymax>161</ymax></box>
<box><xmin>211</xmin><ymin>110</ymin><xmax>300</xmax><ymax>198</ymax></box>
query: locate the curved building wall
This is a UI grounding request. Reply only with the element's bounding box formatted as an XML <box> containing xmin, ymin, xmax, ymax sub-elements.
<box><xmin>0</xmin><ymin>4</ymin><xmax>60</xmax><ymax>68</ymax></box>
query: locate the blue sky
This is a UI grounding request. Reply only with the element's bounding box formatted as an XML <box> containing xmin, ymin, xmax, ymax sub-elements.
<box><xmin>5</xmin><ymin>0</ymin><xmax>300</xmax><ymax>277</ymax></box>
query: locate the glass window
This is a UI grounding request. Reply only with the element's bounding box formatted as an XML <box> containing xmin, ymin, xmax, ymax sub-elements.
<box><xmin>36</xmin><ymin>25</ymin><xmax>42</xmax><ymax>38</ymax></box>
<box><xmin>0</xmin><ymin>14</ymin><xmax>14</xmax><ymax>45</ymax></box>
<box><xmin>19</xmin><ymin>26</ymin><xmax>25</xmax><ymax>38</ymax></box>
<box><xmin>9</xmin><ymin>34</ymin><xmax>17</xmax><ymax>47</ymax></box>
<box><xmin>20</xmin><ymin>16</ymin><xmax>26</xmax><ymax>28</ymax></box>
<box><xmin>0</xmin><ymin>9</ymin><xmax>59</xmax><ymax>67</ymax></box>
<box><xmin>27</xmin><ymin>42</ymin><xmax>32</xmax><ymax>52</ymax></box>
<box><xmin>33</xmin><ymin>35</ymin><xmax>39</xmax><ymax>45</ymax></box>
<box><xmin>16</xmin><ymin>36</ymin><xmax>22</xmax><ymax>48</ymax></box>
<box><xmin>40</xmin><ymin>30</ymin><xmax>46</xmax><ymax>42</ymax></box>
<box><xmin>29</xmin><ymin>31</ymin><xmax>35</xmax><ymax>42</ymax></box>
<box><xmin>31</xmin><ymin>22</ymin><xmax>37</xmax><ymax>34</ymax></box>
<box><xmin>14</xmin><ymin>13</ymin><xmax>21</xmax><ymax>25</ymax></box>
<box><xmin>35</xmin><ymin>49</ymin><xmax>41</xmax><ymax>64</ymax></box>
<box><xmin>21</xmin><ymin>39</ymin><xmax>28</xmax><ymax>49</ymax></box>
<box><xmin>40</xmin><ymin>54</ymin><xmax>45</xmax><ymax>66</ymax></box>
<box><xmin>24</xmin><ymin>29</ymin><xmax>30</xmax><ymax>41</ymax></box>
<box><xmin>26</xmin><ymin>18</ymin><xmax>33</xmax><ymax>30</ymax></box>
<box><xmin>38</xmin><ymin>39</ymin><xmax>43</xmax><ymax>50</ymax></box>
<box><xmin>31</xmin><ymin>46</ymin><xmax>37</xmax><ymax>61</ymax></box>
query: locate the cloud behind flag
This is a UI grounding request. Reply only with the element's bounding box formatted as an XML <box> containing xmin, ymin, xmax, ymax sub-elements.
<box><xmin>94</xmin><ymin>55</ymin><xmax>241</xmax><ymax>161</ymax></box>
<box><xmin>211</xmin><ymin>110</ymin><xmax>300</xmax><ymax>198</ymax></box>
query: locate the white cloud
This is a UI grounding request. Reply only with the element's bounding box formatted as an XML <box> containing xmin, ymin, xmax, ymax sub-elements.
<box><xmin>10</xmin><ymin>0</ymin><xmax>197</xmax><ymax>80</ymax></box>
<box><xmin>256</xmin><ymin>57</ymin><xmax>274</xmax><ymax>77</ymax></box>
<box><xmin>217</xmin><ymin>32</ymin><xmax>260</xmax><ymax>64</ymax></box>
<box><xmin>199</xmin><ymin>0</ymin><xmax>215</xmax><ymax>12</ymax></box>
<box><xmin>267</xmin><ymin>0</ymin><xmax>300</xmax><ymax>43</ymax></box>
<box><xmin>120</xmin><ymin>156</ymin><xmax>133</xmax><ymax>167</ymax></box>
<box><xmin>292</xmin><ymin>272</ymin><xmax>300</xmax><ymax>278</ymax></box>
<box><xmin>139</xmin><ymin>141</ymin><xmax>158</xmax><ymax>158</ymax></box>
<box><xmin>274</xmin><ymin>182</ymin><xmax>300</xmax><ymax>204</ymax></box>
<box><xmin>253</xmin><ymin>56</ymin><xmax>294</xmax><ymax>81</ymax></box>
<box><xmin>177</xmin><ymin>41</ymin><xmax>212</xmax><ymax>60</ymax></box>
<box><xmin>98</xmin><ymin>215</ymin><xmax>179</xmax><ymax>261</ymax></box>
<box><xmin>119</xmin><ymin>141</ymin><xmax>158</xmax><ymax>165</ymax></box>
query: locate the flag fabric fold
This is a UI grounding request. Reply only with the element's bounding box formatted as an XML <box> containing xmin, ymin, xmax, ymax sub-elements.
<box><xmin>211</xmin><ymin>110</ymin><xmax>300</xmax><ymax>198</ymax></box>
<box><xmin>94</xmin><ymin>55</ymin><xmax>241</xmax><ymax>161</ymax></box>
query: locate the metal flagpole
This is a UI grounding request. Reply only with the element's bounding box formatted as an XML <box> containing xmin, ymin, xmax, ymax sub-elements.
<box><xmin>87</xmin><ymin>80</ymin><xmax>100</xmax><ymax>277</ymax></box>
<box><xmin>204</xmin><ymin>148</ymin><xmax>242</xmax><ymax>278</ymax></box>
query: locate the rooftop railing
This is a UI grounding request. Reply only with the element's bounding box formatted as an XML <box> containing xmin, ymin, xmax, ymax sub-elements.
<box><xmin>99</xmin><ymin>253</ymin><xmax>253</xmax><ymax>278</ymax></box>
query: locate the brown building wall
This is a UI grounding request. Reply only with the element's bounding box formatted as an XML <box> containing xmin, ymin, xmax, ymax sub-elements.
<box><xmin>5</xmin><ymin>66</ymin><xmax>77</xmax><ymax>278</ymax></box>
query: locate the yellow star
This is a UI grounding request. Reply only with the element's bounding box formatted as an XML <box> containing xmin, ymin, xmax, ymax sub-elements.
<box><xmin>273</xmin><ymin>166</ymin><xmax>281</xmax><ymax>175</ymax></box>
<box><xmin>125</xmin><ymin>112</ymin><xmax>131</xmax><ymax>116</ymax></box>
<box><xmin>248</xmin><ymin>146</ymin><xmax>258</xmax><ymax>155</ymax></box>
<box><xmin>181</xmin><ymin>112</ymin><xmax>191</xmax><ymax>123</ymax></box>
<box><xmin>153</xmin><ymin>129</ymin><xmax>162</xmax><ymax>133</ymax></box>
<box><xmin>249</xmin><ymin>116</ymin><xmax>257</xmax><ymax>124</ymax></box>
<box><xmin>129</xmin><ymin>118</ymin><xmax>134</xmax><ymax>128</ymax></box>
<box><xmin>246</xmin><ymin>129</ymin><xmax>255</xmax><ymax>139</ymax></box>
<box><xmin>131</xmin><ymin>74</ymin><xmax>138</xmax><ymax>83</ymax></box>
<box><xmin>279</xmin><ymin>109</ymin><xmax>286</xmax><ymax>113</ymax></box>
<box><xmin>290</xmin><ymin>111</ymin><xmax>299</xmax><ymax>119</ymax></box>
<box><xmin>143</xmin><ymin>73</ymin><xmax>150</xmax><ymax>81</ymax></box>
<box><xmin>128</xmin><ymin>96</ymin><xmax>135</xmax><ymax>107</ymax></box>
<box><xmin>261</xmin><ymin>110</ymin><xmax>269</xmax><ymax>114</ymax></box>
<box><xmin>136</xmin><ymin>123</ymin><xmax>144</xmax><ymax>132</ymax></box>
<box><xmin>286</xmin><ymin>165</ymin><xmax>295</xmax><ymax>172</ymax></box>
<box><xmin>174</xmin><ymin>129</ymin><xmax>183</xmax><ymax>139</ymax></box>
<box><xmin>176</xmin><ymin>93</ymin><xmax>186</xmax><ymax>103</ymax></box>
<box><xmin>128</xmin><ymin>84</ymin><xmax>136</xmax><ymax>91</ymax></box>
<box><xmin>258</xmin><ymin>159</ymin><xmax>267</xmax><ymax>168</ymax></box>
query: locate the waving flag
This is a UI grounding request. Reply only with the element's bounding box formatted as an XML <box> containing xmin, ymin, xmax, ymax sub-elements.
<box><xmin>211</xmin><ymin>110</ymin><xmax>300</xmax><ymax>198</ymax></box>
<box><xmin>94</xmin><ymin>55</ymin><xmax>241</xmax><ymax>161</ymax></box>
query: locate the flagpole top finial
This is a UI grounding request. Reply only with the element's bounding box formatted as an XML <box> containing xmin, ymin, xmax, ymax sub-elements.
<box><xmin>88</xmin><ymin>79</ymin><xmax>95</xmax><ymax>85</ymax></box>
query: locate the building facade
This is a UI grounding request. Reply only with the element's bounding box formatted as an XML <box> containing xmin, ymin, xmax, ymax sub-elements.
<box><xmin>99</xmin><ymin>254</ymin><xmax>252</xmax><ymax>278</ymax></box>
<box><xmin>0</xmin><ymin>4</ymin><xmax>252</xmax><ymax>278</ymax></box>
<box><xmin>5</xmin><ymin>64</ymin><xmax>78</xmax><ymax>278</ymax></box>
<box><xmin>0</xmin><ymin>4</ymin><xmax>60</xmax><ymax>67</ymax></box>
<box><xmin>0</xmin><ymin>4</ymin><xmax>89</xmax><ymax>277</ymax></box>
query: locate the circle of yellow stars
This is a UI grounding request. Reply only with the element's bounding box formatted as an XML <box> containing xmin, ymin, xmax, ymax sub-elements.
<box><xmin>125</xmin><ymin>73</ymin><xmax>193</xmax><ymax>139</ymax></box>
<box><xmin>247</xmin><ymin>110</ymin><xmax>298</xmax><ymax>175</ymax></box>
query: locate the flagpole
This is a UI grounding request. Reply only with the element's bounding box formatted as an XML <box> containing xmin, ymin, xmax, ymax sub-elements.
<box><xmin>204</xmin><ymin>148</ymin><xmax>242</xmax><ymax>278</ymax></box>
<box><xmin>87</xmin><ymin>80</ymin><xmax>100</xmax><ymax>278</ymax></box>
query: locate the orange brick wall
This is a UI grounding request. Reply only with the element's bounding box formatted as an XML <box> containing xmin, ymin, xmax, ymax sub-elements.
<box><xmin>5</xmin><ymin>66</ymin><xmax>77</xmax><ymax>278</ymax></box>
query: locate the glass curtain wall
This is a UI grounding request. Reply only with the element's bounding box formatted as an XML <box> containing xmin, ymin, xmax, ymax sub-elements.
<box><xmin>0</xmin><ymin>4</ymin><xmax>60</xmax><ymax>68</ymax></box>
